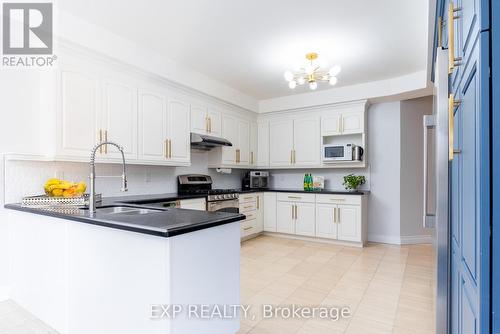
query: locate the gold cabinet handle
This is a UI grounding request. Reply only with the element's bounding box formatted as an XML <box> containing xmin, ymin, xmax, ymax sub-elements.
<box><xmin>164</xmin><ymin>139</ymin><xmax>168</xmax><ymax>159</ymax></box>
<box><xmin>243</xmin><ymin>205</ymin><xmax>253</xmax><ymax>210</ymax></box>
<box><xmin>293</xmin><ymin>150</ymin><xmax>296</xmax><ymax>164</ymax></box>
<box><xmin>290</xmin><ymin>150</ymin><xmax>293</xmax><ymax>164</ymax></box>
<box><xmin>205</xmin><ymin>115</ymin><xmax>209</xmax><ymax>133</ymax></box>
<box><xmin>257</xmin><ymin>196</ymin><xmax>260</xmax><ymax>209</ymax></box>
<box><xmin>209</xmin><ymin>117</ymin><xmax>212</xmax><ymax>133</ymax></box>
<box><xmin>294</xmin><ymin>205</ymin><xmax>298</xmax><ymax>220</ymax></box>
<box><xmin>98</xmin><ymin>130</ymin><xmax>103</xmax><ymax>154</ymax></box>
<box><xmin>448</xmin><ymin>2</ymin><xmax>462</xmax><ymax>74</ymax></box>
<box><xmin>329</xmin><ymin>198</ymin><xmax>346</xmax><ymax>202</ymax></box>
<box><xmin>333</xmin><ymin>208</ymin><xmax>337</xmax><ymax>224</ymax></box>
<box><xmin>169</xmin><ymin>139</ymin><xmax>172</xmax><ymax>159</ymax></box>
<box><xmin>448</xmin><ymin>94</ymin><xmax>461</xmax><ymax>161</ymax></box>
<box><xmin>337</xmin><ymin>208</ymin><xmax>341</xmax><ymax>223</ymax></box>
<box><xmin>104</xmin><ymin>130</ymin><xmax>108</xmax><ymax>154</ymax></box>
<box><xmin>287</xmin><ymin>196</ymin><xmax>301</xmax><ymax>199</ymax></box>
<box><xmin>243</xmin><ymin>226</ymin><xmax>253</xmax><ymax>231</ymax></box>
<box><xmin>250</xmin><ymin>151</ymin><xmax>254</xmax><ymax>165</ymax></box>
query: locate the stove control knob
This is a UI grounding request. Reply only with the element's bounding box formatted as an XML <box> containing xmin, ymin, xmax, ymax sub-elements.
<box><xmin>225</xmin><ymin>194</ymin><xmax>231</xmax><ymax>199</ymax></box>
<box><xmin>217</xmin><ymin>195</ymin><xmax>223</xmax><ymax>200</ymax></box>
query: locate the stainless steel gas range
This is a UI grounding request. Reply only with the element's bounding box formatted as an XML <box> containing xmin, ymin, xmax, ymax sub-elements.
<box><xmin>177</xmin><ymin>174</ymin><xmax>239</xmax><ymax>213</ymax></box>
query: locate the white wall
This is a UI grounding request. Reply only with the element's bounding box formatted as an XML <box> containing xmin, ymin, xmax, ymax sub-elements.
<box><xmin>400</xmin><ymin>96</ymin><xmax>433</xmax><ymax>242</ymax></box>
<box><xmin>3</xmin><ymin>152</ymin><xmax>244</xmax><ymax>204</ymax></box>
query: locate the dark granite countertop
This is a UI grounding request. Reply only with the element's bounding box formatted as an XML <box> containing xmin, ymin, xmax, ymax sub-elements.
<box><xmin>4</xmin><ymin>196</ymin><xmax>244</xmax><ymax>238</ymax></box>
<box><xmin>238</xmin><ymin>188</ymin><xmax>369</xmax><ymax>195</ymax></box>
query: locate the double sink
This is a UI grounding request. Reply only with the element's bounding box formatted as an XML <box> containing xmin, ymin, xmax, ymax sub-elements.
<box><xmin>95</xmin><ymin>205</ymin><xmax>164</xmax><ymax>216</ymax></box>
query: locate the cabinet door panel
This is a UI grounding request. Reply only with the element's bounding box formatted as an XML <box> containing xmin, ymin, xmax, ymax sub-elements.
<box><xmin>270</xmin><ymin>120</ymin><xmax>294</xmax><ymax>167</ymax></box>
<box><xmin>315</xmin><ymin>204</ymin><xmax>337</xmax><ymax>239</ymax></box>
<box><xmin>337</xmin><ymin>205</ymin><xmax>361</xmax><ymax>242</ymax></box>
<box><xmin>341</xmin><ymin>111</ymin><xmax>364</xmax><ymax>134</ymax></box>
<box><xmin>250</xmin><ymin>122</ymin><xmax>258</xmax><ymax>166</ymax></box>
<box><xmin>191</xmin><ymin>104</ymin><xmax>207</xmax><ymax>134</ymax></box>
<box><xmin>238</xmin><ymin>120</ymin><xmax>250</xmax><ymax>165</ymax></box>
<box><xmin>263</xmin><ymin>193</ymin><xmax>277</xmax><ymax>232</ymax></box>
<box><xmin>295</xmin><ymin>203</ymin><xmax>315</xmax><ymax>237</ymax></box>
<box><xmin>321</xmin><ymin>113</ymin><xmax>341</xmax><ymax>136</ymax></box>
<box><xmin>138</xmin><ymin>89</ymin><xmax>167</xmax><ymax>161</ymax></box>
<box><xmin>102</xmin><ymin>80</ymin><xmax>138</xmax><ymax>159</ymax></box>
<box><xmin>294</xmin><ymin>117</ymin><xmax>320</xmax><ymax>166</ymax></box>
<box><xmin>221</xmin><ymin>115</ymin><xmax>238</xmax><ymax>164</ymax></box>
<box><xmin>207</xmin><ymin>109</ymin><xmax>222</xmax><ymax>136</ymax></box>
<box><xmin>255</xmin><ymin>193</ymin><xmax>264</xmax><ymax>233</ymax></box>
<box><xmin>167</xmin><ymin>99</ymin><xmax>190</xmax><ymax>163</ymax></box>
<box><xmin>276</xmin><ymin>201</ymin><xmax>295</xmax><ymax>234</ymax></box>
<box><xmin>257</xmin><ymin>121</ymin><xmax>270</xmax><ymax>167</ymax></box>
<box><xmin>59</xmin><ymin>70</ymin><xmax>98</xmax><ymax>156</ymax></box>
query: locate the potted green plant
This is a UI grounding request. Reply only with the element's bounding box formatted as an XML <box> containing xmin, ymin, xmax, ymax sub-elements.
<box><xmin>342</xmin><ymin>174</ymin><xmax>366</xmax><ymax>192</ymax></box>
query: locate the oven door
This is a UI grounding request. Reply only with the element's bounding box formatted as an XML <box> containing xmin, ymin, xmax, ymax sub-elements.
<box><xmin>207</xmin><ymin>199</ymin><xmax>239</xmax><ymax>213</ymax></box>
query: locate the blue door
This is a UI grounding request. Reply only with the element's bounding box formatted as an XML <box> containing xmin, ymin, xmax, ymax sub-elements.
<box><xmin>446</xmin><ymin>0</ymin><xmax>491</xmax><ymax>333</ymax></box>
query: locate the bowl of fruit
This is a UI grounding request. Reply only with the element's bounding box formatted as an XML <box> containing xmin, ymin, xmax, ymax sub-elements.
<box><xmin>44</xmin><ymin>178</ymin><xmax>87</xmax><ymax>198</ymax></box>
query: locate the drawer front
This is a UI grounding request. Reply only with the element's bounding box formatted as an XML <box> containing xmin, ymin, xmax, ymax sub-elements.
<box><xmin>239</xmin><ymin>193</ymin><xmax>257</xmax><ymax>204</ymax></box>
<box><xmin>277</xmin><ymin>192</ymin><xmax>315</xmax><ymax>203</ymax></box>
<box><xmin>316</xmin><ymin>194</ymin><xmax>361</xmax><ymax>205</ymax></box>
<box><xmin>240</xmin><ymin>201</ymin><xmax>257</xmax><ymax>213</ymax></box>
<box><xmin>241</xmin><ymin>219</ymin><xmax>257</xmax><ymax>237</ymax></box>
<box><xmin>242</xmin><ymin>211</ymin><xmax>257</xmax><ymax>221</ymax></box>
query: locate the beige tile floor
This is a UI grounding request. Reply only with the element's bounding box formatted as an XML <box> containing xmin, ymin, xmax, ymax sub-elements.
<box><xmin>239</xmin><ymin>235</ymin><xmax>436</xmax><ymax>334</ymax></box>
<box><xmin>0</xmin><ymin>235</ymin><xmax>435</xmax><ymax>334</ymax></box>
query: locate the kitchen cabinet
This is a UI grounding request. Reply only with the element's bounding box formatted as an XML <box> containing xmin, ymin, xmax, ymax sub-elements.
<box><xmin>337</xmin><ymin>204</ymin><xmax>361</xmax><ymax>242</ymax></box>
<box><xmin>250</xmin><ymin>122</ymin><xmax>258</xmax><ymax>166</ymax></box>
<box><xmin>138</xmin><ymin>88</ymin><xmax>167</xmax><ymax>162</ymax></box>
<box><xmin>220</xmin><ymin>115</ymin><xmax>238</xmax><ymax>165</ymax></box>
<box><xmin>210</xmin><ymin>114</ymin><xmax>252</xmax><ymax>168</ymax></box>
<box><xmin>207</xmin><ymin>108</ymin><xmax>222</xmax><ymax>136</ymax></box>
<box><xmin>315</xmin><ymin>203</ymin><xmax>338</xmax><ymax>239</ymax></box>
<box><xmin>238</xmin><ymin>119</ymin><xmax>250</xmax><ymax>165</ymax></box>
<box><xmin>179</xmin><ymin>198</ymin><xmax>206</xmax><ymax>211</ymax></box>
<box><xmin>137</xmin><ymin>89</ymin><xmax>190</xmax><ymax>164</ymax></box>
<box><xmin>269</xmin><ymin>119</ymin><xmax>294</xmax><ymax>167</ymax></box>
<box><xmin>56</xmin><ymin>68</ymin><xmax>99</xmax><ymax>158</ymax></box>
<box><xmin>239</xmin><ymin>193</ymin><xmax>262</xmax><ymax>239</ymax></box>
<box><xmin>269</xmin><ymin>117</ymin><xmax>320</xmax><ymax>167</ymax></box>
<box><xmin>294</xmin><ymin>117</ymin><xmax>320</xmax><ymax>166</ymax></box>
<box><xmin>166</xmin><ymin>99</ymin><xmax>190</xmax><ymax>163</ymax></box>
<box><xmin>102</xmin><ymin>79</ymin><xmax>138</xmax><ymax>160</ymax></box>
<box><xmin>263</xmin><ymin>192</ymin><xmax>277</xmax><ymax>232</ymax></box>
<box><xmin>255</xmin><ymin>193</ymin><xmax>264</xmax><ymax>233</ymax></box>
<box><xmin>276</xmin><ymin>201</ymin><xmax>295</xmax><ymax>234</ymax></box>
<box><xmin>294</xmin><ymin>202</ymin><xmax>315</xmax><ymax>237</ymax></box>
<box><xmin>190</xmin><ymin>105</ymin><xmax>221</xmax><ymax>136</ymax></box>
<box><xmin>257</xmin><ymin>121</ymin><xmax>270</xmax><ymax>167</ymax></box>
<box><xmin>321</xmin><ymin>110</ymin><xmax>364</xmax><ymax>136</ymax></box>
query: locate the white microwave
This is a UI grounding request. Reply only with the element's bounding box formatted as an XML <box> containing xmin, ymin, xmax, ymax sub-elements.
<box><xmin>323</xmin><ymin>144</ymin><xmax>353</xmax><ymax>161</ymax></box>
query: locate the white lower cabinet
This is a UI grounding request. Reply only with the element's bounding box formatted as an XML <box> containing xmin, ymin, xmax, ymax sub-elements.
<box><xmin>239</xmin><ymin>193</ymin><xmax>263</xmax><ymax>239</ymax></box>
<box><xmin>263</xmin><ymin>192</ymin><xmax>277</xmax><ymax>232</ymax></box>
<box><xmin>262</xmin><ymin>192</ymin><xmax>367</xmax><ymax>246</ymax></box>
<box><xmin>315</xmin><ymin>203</ymin><xmax>338</xmax><ymax>239</ymax></box>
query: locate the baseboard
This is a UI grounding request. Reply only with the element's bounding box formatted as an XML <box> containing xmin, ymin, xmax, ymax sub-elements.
<box><xmin>399</xmin><ymin>234</ymin><xmax>434</xmax><ymax>245</ymax></box>
<box><xmin>368</xmin><ymin>234</ymin><xmax>433</xmax><ymax>245</ymax></box>
<box><xmin>0</xmin><ymin>284</ymin><xmax>11</xmax><ymax>302</ymax></box>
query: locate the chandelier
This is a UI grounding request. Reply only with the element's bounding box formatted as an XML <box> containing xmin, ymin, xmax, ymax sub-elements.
<box><xmin>283</xmin><ymin>52</ymin><xmax>341</xmax><ymax>90</ymax></box>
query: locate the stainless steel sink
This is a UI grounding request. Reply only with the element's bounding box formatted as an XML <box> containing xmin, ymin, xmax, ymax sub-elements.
<box><xmin>96</xmin><ymin>206</ymin><xmax>163</xmax><ymax>215</ymax></box>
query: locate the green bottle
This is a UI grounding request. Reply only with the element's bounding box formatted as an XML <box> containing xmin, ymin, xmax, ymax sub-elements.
<box><xmin>308</xmin><ymin>174</ymin><xmax>313</xmax><ymax>191</ymax></box>
<box><xmin>303</xmin><ymin>174</ymin><xmax>308</xmax><ymax>191</ymax></box>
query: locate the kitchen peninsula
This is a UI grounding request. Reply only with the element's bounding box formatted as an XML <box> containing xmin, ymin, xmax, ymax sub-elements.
<box><xmin>4</xmin><ymin>197</ymin><xmax>245</xmax><ymax>334</ymax></box>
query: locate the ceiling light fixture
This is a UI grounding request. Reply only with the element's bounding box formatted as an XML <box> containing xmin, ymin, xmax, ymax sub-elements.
<box><xmin>284</xmin><ymin>52</ymin><xmax>341</xmax><ymax>90</ymax></box>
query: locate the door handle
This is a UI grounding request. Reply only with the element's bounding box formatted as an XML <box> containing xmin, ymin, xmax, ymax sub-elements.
<box><xmin>336</xmin><ymin>207</ymin><xmax>340</xmax><ymax>223</ymax></box>
<box><xmin>448</xmin><ymin>2</ymin><xmax>462</xmax><ymax>74</ymax></box>
<box><xmin>290</xmin><ymin>150</ymin><xmax>293</xmax><ymax>164</ymax></box>
<box><xmin>423</xmin><ymin>115</ymin><xmax>436</xmax><ymax>228</ymax></box>
<box><xmin>294</xmin><ymin>205</ymin><xmax>297</xmax><ymax>220</ymax></box>
<box><xmin>449</xmin><ymin>94</ymin><xmax>461</xmax><ymax>161</ymax></box>
<box><xmin>168</xmin><ymin>139</ymin><xmax>172</xmax><ymax>159</ymax></box>
<box><xmin>164</xmin><ymin>139</ymin><xmax>168</xmax><ymax>159</ymax></box>
<box><xmin>333</xmin><ymin>208</ymin><xmax>336</xmax><ymax>224</ymax></box>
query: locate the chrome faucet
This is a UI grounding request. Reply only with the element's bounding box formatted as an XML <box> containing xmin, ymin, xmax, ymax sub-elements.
<box><xmin>89</xmin><ymin>141</ymin><xmax>128</xmax><ymax>215</ymax></box>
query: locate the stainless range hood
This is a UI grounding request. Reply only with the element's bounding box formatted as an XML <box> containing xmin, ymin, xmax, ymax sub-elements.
<box><xmin>190</xmin><ymin>133</ymin><xmax>232</xmax><ymax>150</ymax></box>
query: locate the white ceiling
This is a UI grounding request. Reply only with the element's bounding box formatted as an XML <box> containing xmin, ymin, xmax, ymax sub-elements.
<box><xmin>59</xmin><ymin>0</ymin><xmax>430</xmax><ymax>100</ymax></box>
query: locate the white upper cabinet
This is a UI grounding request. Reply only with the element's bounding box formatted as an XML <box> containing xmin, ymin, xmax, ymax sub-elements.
<box><xmin>321</xmin><ymin>112</ymin><xmax>341</xmax><ymax>136</ymax></box>
<box><xmin>237</xmin><ymin>119</ymin><xmax>250</xmax><ymax>165</ymax></box>
<box><xmin>101</xmin><ymin>79</ymin><xmax>138</xmax><ymax>160</ymax></box>
<box><xmin>257</xmin><ymin>121</ymin><xmax>269</xmax><ymax>167</ymax></box>
<box><xmin>321</xmin><ymin>110</ymin><xmax>364</xmax><ymax>136</ymax></box>
<box><xmin>221</xmin><ymin>114</ymin><xmax>238</xmax><ymax>165</ymax></box>
<box><xmin>138</xmin><ymin>88</ymin><xmax>167</xmax><ymax>162</ymax></box>
<box><xmin>293</xmin><ymin>117</ymin><xmax>320</xmax><ymax>166</ymax></box>
<box><xmin>250</xmin><ymin>122</ymin><xmax>258</xmax><ymax>166</ymax></box>
<box><xmin>341</xmin><ymin>110</ymin><xmax>364</xmax><ymax>135</ymax></box>
<box><xmin>207</xmin><ymin>108</ymin><xmax>222</xmax><ymax>136</ymax></box>
<box><xmin>190</xmin><ymin>104</ymin><xmax>208</xmax><ymax>134</ymax></box>
<box><xmin>269</xmin><ymin>119</ymin><xmax>294</xmax><ymax>167</ymax></box>
<box><xmin>337</xmin><ymin>204</ymin><xmax>362</xmax><ymax>242</ymax></box>
<box><xmin>57</xmin><ymin>69</ymin><xmax>99</xmax><ymax>157</ymax></box>
<box><xmin>167</xmin><ymin>99</ymin><xmax>190</xmax><ymax>163</ymax></box>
